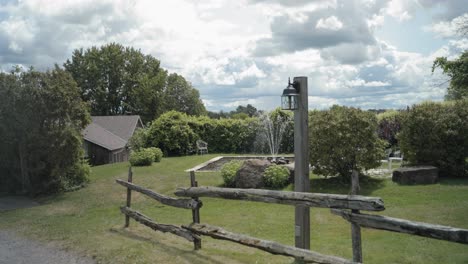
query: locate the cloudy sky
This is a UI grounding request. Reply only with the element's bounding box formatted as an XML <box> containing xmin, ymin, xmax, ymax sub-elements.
<box><xmin>0</xmin><ymin>0</ymin><xmax>467</xmax><ymax>112</ymax></box>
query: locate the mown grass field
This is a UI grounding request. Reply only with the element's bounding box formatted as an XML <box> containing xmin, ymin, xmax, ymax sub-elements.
<box><xmin>0</xmin><ymin>154</ymin><xmax>467</xmax><ymax>263</ymax></box>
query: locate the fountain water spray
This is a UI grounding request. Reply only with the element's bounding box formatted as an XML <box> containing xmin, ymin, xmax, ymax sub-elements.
<box><xmin>258</xmin><ymin>111</ymin><xmax>292</xmax><ymax>162</ymax></box>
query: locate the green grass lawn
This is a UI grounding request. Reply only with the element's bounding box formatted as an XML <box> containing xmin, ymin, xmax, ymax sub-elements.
<box><xmin>0</xmin><ymin>154</ymin><xmax>467</xmax><ymax>263</ymax></box>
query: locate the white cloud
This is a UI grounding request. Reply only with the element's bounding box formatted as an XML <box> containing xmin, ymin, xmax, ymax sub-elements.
<box><xmin>316</xmin><ymin>16</ymin><xmax>343</xmax><ymax>31</ymax></box>
<box><xmin>384</xmin><ymin>0</ymin><xmax>417</xmax><ymax>22</ymax></box>
<box><xmin>0</xmin><ymin>0</ymin><xmax>465</xmax><ymax>111</ymax></box>
<box><xmin>427</xmin><ymin>13</ymin><xmax>468</xmax><ymax>38</ymax></box>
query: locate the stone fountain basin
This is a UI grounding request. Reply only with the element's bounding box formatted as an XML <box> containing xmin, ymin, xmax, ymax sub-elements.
<box><xmin>187</xmin><ymin>156</ymin><xmax>294</xmax><ymax>172</ymax></box>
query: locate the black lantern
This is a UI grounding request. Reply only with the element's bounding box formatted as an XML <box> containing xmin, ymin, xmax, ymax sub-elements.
<box><xmin>281</xmin><ymin>77</ymin><xmax>299</xmax><ymax>110</ymax></box>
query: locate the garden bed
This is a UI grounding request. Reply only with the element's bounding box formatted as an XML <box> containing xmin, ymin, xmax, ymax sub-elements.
<box><xmin>187</xmin><ymin>156</ymin><xmax>294</xmax><ymax>172</ymax></box>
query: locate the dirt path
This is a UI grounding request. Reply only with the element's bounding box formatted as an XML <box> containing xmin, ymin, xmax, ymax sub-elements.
<box><xmin>0</xmin><ymin>196</ymin><xmax>95</xmax><ymax>264</ymax></box>
<box><xmin>0</xmin><ymin>230</ymin><xmax>95</xmax><ymax>264</ymax></box>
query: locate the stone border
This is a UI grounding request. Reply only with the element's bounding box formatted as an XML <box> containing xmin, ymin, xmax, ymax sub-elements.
<box><xmin>186</xmin><ymin>156</ymin><xmax>294</xmax><ymax>172</ymax></box>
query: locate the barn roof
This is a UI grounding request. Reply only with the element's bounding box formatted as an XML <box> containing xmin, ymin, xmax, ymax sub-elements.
<box><xmin>83</xmin><ymin>115</ymin><xmax>143</xmax><ymax>151</ymax></box>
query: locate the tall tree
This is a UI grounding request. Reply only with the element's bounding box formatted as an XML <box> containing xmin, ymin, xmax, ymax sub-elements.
<box><xmin>233</xmin><ymin>104</ymin><xmax>259</xmax><ymax>117</ymax></box>
<box><xmin>64</xmin><ymin>43</ymin><xmax>167</xmax><ymax>122</ymax></box>
<box><xmin>0</xmin><ymin>67</ymin><xmax>90</xmax><ymax>195</ymax></box>
<box><xmin>164</xmin><ymin>73</ymin><xmax>206</xmax><ymax>116</ymax></box>
<box><xmin>432</xmin><ymin>51</ymin><xmax>468</xmax><ymax>100</ymax></box>
<box><xmin>64</xmin><ymin>43</ymin><xmax>206</xmax><ymax>122</ymax></box>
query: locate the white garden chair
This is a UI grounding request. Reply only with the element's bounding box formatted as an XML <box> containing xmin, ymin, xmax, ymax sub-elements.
<box><xmin>388</xmin><ymin>150</ymin><xmax>404</xmax><ymax>170</ymax></box>
<box><xmin>196</xmin><ymin>140</ymin><xmax>208</xmax><ymax>155</ymax></box>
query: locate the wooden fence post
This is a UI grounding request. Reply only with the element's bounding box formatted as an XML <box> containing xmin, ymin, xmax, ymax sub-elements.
<box><xmin>125</xmin><ymin>166</ymin><xmax>133</xmax><ymax>228</ymax></box>
<box><xmin>350</xmin><ymin>170</ymin><xmax>363</xmax><ymax>263</ymax></box>
<box><xmin>190</xmin><ymin>170</ymin><xmax>202</xmax><ymax>250</ymax></box>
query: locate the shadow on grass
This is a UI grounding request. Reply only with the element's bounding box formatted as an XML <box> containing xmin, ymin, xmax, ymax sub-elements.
<box><xmin>310</xmin><ymin>175</ymin><xmax>386</xmax><ymax>196</ymax></box>
<box><xmin>35</xmin><ymin>193</ymin><xmax>68</xmax><ymax>205</ymax></box>
<box><xmin>438</xmin><ymin>177</ymin><xmax>468</xmax><ymax>186</ymax></box>
<box><xmin>109</xmin><ymin>227</ymin><xmax>226</xmax><ymax>264</ymax></box>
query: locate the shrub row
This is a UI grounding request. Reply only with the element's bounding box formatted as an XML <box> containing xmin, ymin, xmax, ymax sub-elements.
<box><xmin>399</xmin><ymin>100</ymin><xmax>468</xmax><ymax>177</ymax></box>
<box><xmin>129</xmin><ymin>147</ymin><xmax>163</xmax><ymax>166</ymax></box>
<box><xmin>142</xmin><ymin>109</ymin><xmax>294</xmax><ymax>156</ymax></box>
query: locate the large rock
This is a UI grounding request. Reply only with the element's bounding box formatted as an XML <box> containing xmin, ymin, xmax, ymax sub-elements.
<box><xmin>392</xmin><ymin>166</ymin><xmax>439</xmax><ymax>185</ymax></box>
<box><xmin>235</xmin><ymin>159</ymin><xmax>270</xmax><ymax>188</ymax></box>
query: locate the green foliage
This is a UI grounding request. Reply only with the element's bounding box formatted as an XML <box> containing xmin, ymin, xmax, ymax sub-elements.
<box><xmin>62</xmin><ymin>160</ymin><xmax>91</xmax><ymax>190</ymax></box>
<box><xmin>129</xmin><ymin>149</ymin><xmax>155</xmax><ymax>166</ymax></box>
<box><xmin>309</xmin><ymin>105</ymin><xmax>386</xmax><ymax>178</ymax></box>
<box><xmin>147</xmin><ymin>111</ymin><xmax>198</xmax><ymax>156</ymax></box>
<box><xmin>1</xmin><ymin>156</ymin><xmax>468</xmax><ymax>263</ymax></box>
<box><xmin>192</xmin><ymin>116</ymin><xmax>260</xmax><ymax>154</ymax></box>
<box><xmin>233</xmin><ymin>104</ymin><xmax>259</xmax><ymax>117</ymax></box>
<box><xmin>0</xmin><ymin>67</ymin><xmax>91</xmax><ymax>195</ymax></box>
<box><xmin>64</xmin><ymin>43</ymin><xmax>206</xmax><ymax>123</ymax></box>
<box><xmin>148</xmin><ymin>147</ymin><xmax>163</xmax><ymax>162</ymax></box>
<box><xmin>128</xmin><ymin>128</ymin><xmax>149</xmax><ymax>151</ymax></box>
<box><xmin>144</xmin><ymin>109</ymin><xmax>295</xmax><ymax>156</ymax></box>
<box><xmin>263</xmin><ymin>165</ymin><xmax>290</xmax><ymax>189</ymax></box>
<box><xmin>432</xmin><ymin>51</ymin><xmax>468</xmax><ymax>100</ymax></box>
<box><xmin>399</xmin><ymin>100</ymin><xmax>468</xmax><ymax>177</ymax></box>
<box><xmin>220</xmin><ymin>160</ymin><xmax>243</xmax><ymax>187</ymax></box>
<box><xmin>376</xmin><ymin>110</ymin><xmax>403</xmax><ymax>148</ymax></box>
<box><xmin>164</xmin><ymin>73</ymin><xmax>206</xmax><ymax>116</ymax></box>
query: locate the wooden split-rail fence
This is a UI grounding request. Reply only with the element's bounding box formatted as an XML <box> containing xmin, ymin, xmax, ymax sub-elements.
<box><xmin>116</xmin><ymin>167</ymin><xmax>468</xmax><ymax>264</ymax></box>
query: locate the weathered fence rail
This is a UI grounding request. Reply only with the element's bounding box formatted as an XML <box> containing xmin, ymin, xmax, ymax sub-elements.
<box><xmin>116</xmin><ymin>168</ymin><xmax>360</xmax><ymax>263</ymax></box>
<box><xmin>120</xmin><ymin>206</ymin><xmax>199</xmax><ymax>242</ymax></box>
<box><xmin>174</xmin><ymin>186</ymin><xmax>384</xmax><ymax>211</ymax></box>
<box><xmin>331</xmin><ymin>209</ymin><xmax>468</xmax><ymax>244</ymax></box>
<box><xmin>117</xmin><ymin>167</ymin><xmax>467</xmax><ymax>263</ymax></box>
<box><xmin>184</xmin><ymin>223</ymin><xmax>356</xmax><ymax>264</ymax></box>
<box><xmin>116</xmin><ymin>179</ymin><xmax>202</xmax><ymax>209</ymax></box>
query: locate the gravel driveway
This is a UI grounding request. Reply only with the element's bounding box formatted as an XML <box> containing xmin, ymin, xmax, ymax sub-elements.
<box><xmin>0</xmin><ymin>230</ymin><xmax>95</xmax><ymax>264</ymax></box>
<box><xmin>0</xmin><ymin>196</ymin><xmax>95</xmax><ymax>264</ymax></box>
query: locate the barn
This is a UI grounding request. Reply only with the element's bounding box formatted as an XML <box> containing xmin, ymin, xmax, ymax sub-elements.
<box><xmin>82</xmin><ymin>116</ymin><xmax>144</xmax><ymax>165</ymax></box>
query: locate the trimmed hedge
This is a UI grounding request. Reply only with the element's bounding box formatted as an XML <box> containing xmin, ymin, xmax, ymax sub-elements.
<box><xmin>144</xmin><ymin>109</ymin><xmax>294</xmax><ymax>157</ymax></box>
<box><xmin>129</xmin><ymin>149</ymin><xmax>155</xmax><ymax>166</ymax></box>
<box><xmin>147</xmin><ymin>111</ymin><xmax>198</xmax><ymax>156</ymax></box>
<box><xmin>148</xmin><ymin>147</ymin><xmax>163</xmax><ymax>162</ymax></box>
<box><xmin>399</xmin><ymin>100</ymin><xmax>468</xmax><ymax>177</ymax></box>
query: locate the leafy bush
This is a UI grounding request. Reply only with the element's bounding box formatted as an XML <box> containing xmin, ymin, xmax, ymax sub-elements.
<box><xmin>62</xmin><ymin>160</ymin><xmax>91</xmax><ymax>190</ymax></box>
<box><xmin>128</xmin><ymin>128</ymin><xmax>149</xmax><ymax>151</ymax></box>
<box><xmin>148</xmin><ymin>147</ymin><xmax>163</xmax><ymax>162</ymax></box>
<box><xmin>220</xmin><ymin>160</ymin><xmax>243</xmax><ymax>187</ymax></box>
<box><xmin>129</xmin><ymin>149</ymin><xmax>155</xmax><ymax>166</ymax></box>
<box><xmin>309</xmin><ymin>105</ymin><xmax>386</xmax><ymax>178</ymax></box>
<box><xmin>263</xmin><ymin>165</ymin><xmax>290</xmax><ymax>189</ymax></box>
<box><xmin>377</xmin><ymin>110</ymin><xmax>403</xmax><ymax>148</ymax></box>
<box><xmin>147</xmin><ymin>111</ymin><xmax>198</xmax><ymax>156</ymax></box>
<box><xmin>399</xmin><ymin>100</ymin><xmax>468</xmax><ymax>177</ymax></box>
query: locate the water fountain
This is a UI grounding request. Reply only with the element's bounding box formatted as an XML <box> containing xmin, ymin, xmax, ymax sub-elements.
<box><xmin>258</xmin><ymin>111</ymin><xmax>293</xmax><ymax>164</ymax></box>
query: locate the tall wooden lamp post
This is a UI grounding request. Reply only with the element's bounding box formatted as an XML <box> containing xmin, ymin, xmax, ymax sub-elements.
<box><xmin>281</xmin><ymin>77</ymin><xmax>310</xmax><ymax>250</ymax></box>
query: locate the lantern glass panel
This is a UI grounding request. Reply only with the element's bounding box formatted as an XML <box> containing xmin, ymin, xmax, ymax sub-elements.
<box><xmin>281</xmin><ymin>94</ymin><xmax>298</xmax><ymax>110</ymax></box>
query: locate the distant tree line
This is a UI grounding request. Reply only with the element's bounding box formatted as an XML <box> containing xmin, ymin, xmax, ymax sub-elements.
<box><xmin>207</xmin><ymin>104</ymin><xmax>262</xmax><ymax>119</ymax></box>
